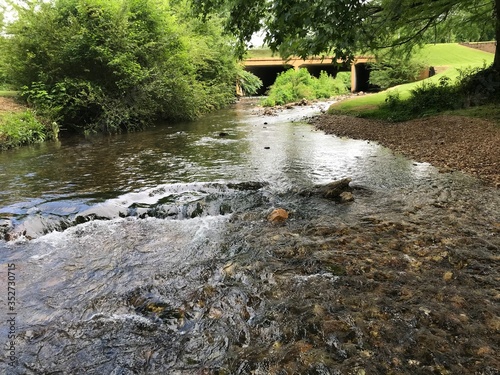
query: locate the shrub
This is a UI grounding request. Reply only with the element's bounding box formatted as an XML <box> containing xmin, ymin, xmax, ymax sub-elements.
<box><xmin>237</xmin><ymin>69</ymin><xmax>263</xmax><ymax>96</ymax></box>
<box><xmin>6</xmin><ymin>0</ymin><xmax>240</xmax><ymax>134</ymax></box>
<box><xmin>314</xmin><ymin>71</ymin><xmax>348</xmax><ymax>98</ymax></box>
<box><xmin>0</xmin><ymin>36</ymin><xmax>9</xmax><ymax>88</ymax></box>
<box><xmin>335</xmin><ymin>72</ymin><xmax>352</xmax><ymax>92</ymax></box>
<box><xmin>380</xmin><ymin>64</ymin><xmax>500</xmax><ymax>121</ymax></box>
<box><xmin>262</xmin><ymin>68</ymin><xmax>347</xmax><ymax>106</ymax></box>
<box><xmin>369</xmin><ymin>58</ymin><xmax>427</xmax><ymax>90</ymax></box>
<box><xmin>458</xmin><ymin>64</ymin><xmax>500</xmax><ymax>106</ymax></box>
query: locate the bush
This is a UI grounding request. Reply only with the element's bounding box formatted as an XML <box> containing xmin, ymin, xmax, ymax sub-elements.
<box><xmin>458</xmin><ymin>64</ymin><xmax>500</xmax><ymax>106</ymax></box>
<box><xmin>380</xmin><ymin>64</ymin><xmax>500</xmax><ymax>121</ymax></box>
<box><xmin>369</xmin><ymin>58</ymin><xmax>427</xmax><ymax>90</ymax></box>
<box><xmin>6</xmin><ymin>0</ymin><xmax>240</xmax><ymax>134</ymax></box>
<box><xmin>0</xmin><ymin>36</ymin><xmax>9</xmax><ymax>88</ymax></box>
<box><xmin>314</xmin><ymin>71</ymin><xmax>348</xmax><ymax>98</ymax></box>
<box><xmin>335</xmin><ymin>72</ymin><xmax>352</xmax><ymax>92</ymax></box>
<box><xmin>262</xmin><ymin>68</ymin><xmax>347</xmax><ymax>106</ymax></box>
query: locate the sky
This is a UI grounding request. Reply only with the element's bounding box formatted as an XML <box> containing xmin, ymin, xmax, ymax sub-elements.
<box><xmin>250</xmin><ymin>31</ymin><xmax>266</xmax><ymax>48</ymax></box>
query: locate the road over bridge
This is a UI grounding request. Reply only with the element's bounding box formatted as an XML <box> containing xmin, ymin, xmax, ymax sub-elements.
<box><xmin>243</xmin><ymin>56</ymin><xmax>375</xmax><ymax>95</ymax></box>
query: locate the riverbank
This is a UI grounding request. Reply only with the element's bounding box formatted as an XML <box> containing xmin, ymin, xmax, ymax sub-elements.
<box><xmin>0</xmin><ymin>95</ymin><xmax>24</xmax><ymax>112</ymax></box>
<box><xmin>0</xmin><ymin>96</ymin><xmax>57</xmax><ymax>150</ymax></box>
<box><xmin>311</xmin><ymin>113</ymin><xmax>500</xmax><ymax>187</ymax></box>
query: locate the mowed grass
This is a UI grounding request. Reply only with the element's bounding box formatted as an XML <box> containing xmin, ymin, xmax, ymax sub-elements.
<box><xmin>414</xmin><ymin>43</ymin><xmax>494</xmax><ymax>67</ymax></box>
<box><xmin>330</xmin><ymin>43</ymin><xmax>495</xmax><ymax>116</ymax></box>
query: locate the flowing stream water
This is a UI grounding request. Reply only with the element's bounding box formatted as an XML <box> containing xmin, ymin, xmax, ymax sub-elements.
<box><xmin>0</xmin><ymin>99</ymin><xmax>499</xmax><ymax>374</ymax></box>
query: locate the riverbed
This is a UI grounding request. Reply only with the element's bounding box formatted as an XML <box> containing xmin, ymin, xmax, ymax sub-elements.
<box><xmin>0</xmin><ymin>99</ymin><xmax>498</xmax><ymax>374</ymax></box>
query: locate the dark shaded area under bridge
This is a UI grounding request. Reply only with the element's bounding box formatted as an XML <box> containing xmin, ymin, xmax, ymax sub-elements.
<box><xmin>243</xmin><ymin>56</ymin><xmax>375</xmax><ymax>95</ymax></box>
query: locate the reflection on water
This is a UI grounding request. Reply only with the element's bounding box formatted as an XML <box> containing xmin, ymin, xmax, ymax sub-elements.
<box><xmin>1</xmin><ymin>99</ymin><xmax>498</xmax><ymax>374</ymax></box>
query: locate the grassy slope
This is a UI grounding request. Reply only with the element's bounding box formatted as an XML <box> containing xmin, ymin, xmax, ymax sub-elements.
<box><xmin>414</xmin><ymin>43</ymin><xmax>494</xmax><ymax>67</ymax></box>
<box><xmin>330</xmin><ymin>43</ymin><xmax>495</xmax><ymax>116</ymax></box>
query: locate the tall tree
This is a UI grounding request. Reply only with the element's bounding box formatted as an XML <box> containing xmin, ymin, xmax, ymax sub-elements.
<box><xmin>196</xmin><ymin>0</ymin><xmax>500</xmax><ymax>69</ymax></box>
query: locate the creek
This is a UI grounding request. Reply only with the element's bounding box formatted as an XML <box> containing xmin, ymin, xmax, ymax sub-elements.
<box><xmin>0</xmin><ymin>99</ymin><xmax>498</xmax><ymax>374</ymax></box>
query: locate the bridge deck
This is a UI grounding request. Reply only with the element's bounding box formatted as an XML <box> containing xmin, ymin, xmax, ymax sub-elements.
<box><xmin>244</xmin><ymin>56</ymin><xmax>373</xmax><ymax>68</ymax></box>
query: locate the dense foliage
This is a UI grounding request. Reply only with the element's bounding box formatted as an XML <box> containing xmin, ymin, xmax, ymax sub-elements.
<box><xmin>0</xmin><ymin>36</ymin><xmax>8</xmax><ymax>88</ymax></box>
<box><xmin>261</xmin><ymin>69</ymin><xmax>347</xmax><ymax>107</ymax></box>
<box><xmin>0</xmin><ymin>6</ymin><xmax>8</xmax><ymax>89</ymax></box>
<box><xmin>4</xmin><ymin>0</ymin><xmax>242</xmax><ymax>133</ymax></box>
<box><xmin>237</xmin><ymin>69</ymin><xmax>263</xmax><ymax>96</ymax></box>
<box><xmin>422</xmin><ymin>8</ymin><xmax>496</xmax><ymax>43</ymax></box>
<box><xmin>369</xmin><ymin>58</ymin><xmax>428</xmax><ymax>90</ymax></box>
<box><xmin>382</xmin><ymin>64</ymin><xmax>500</xmax><ymax>121</ymax></box>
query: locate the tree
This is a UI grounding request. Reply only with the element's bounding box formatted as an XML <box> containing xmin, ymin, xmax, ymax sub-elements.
<box><xmin>422</xmin><ymin>8</ymin><xmax>496</xmax><ymax>43</ymax></box>
<box><xmin>196</xmin><ymin>0</ymin><xmax>500</xmax><ymax>70</ymax></box>
<box><xmin>0</xmin><ymin>2</ymin><xmax>6</xmax><ymax>86</ymax></box>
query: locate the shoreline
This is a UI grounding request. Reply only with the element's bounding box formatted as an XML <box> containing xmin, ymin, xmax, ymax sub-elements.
<box><xmin>311</xmin><ymin>113</ymin><xmax>500</xmax><ymax>188</ymax></box>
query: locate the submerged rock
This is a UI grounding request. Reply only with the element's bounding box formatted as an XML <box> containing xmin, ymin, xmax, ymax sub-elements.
<box><xmin>227</xmin><ymin>181</ymin><xmax>268</xmax><ymax>191</ymax></box>
<box><xmin>339</xmin><ymin>191</ymin><xmax>354</xmax><ymax>203</ymax></box>
<box><xmin>0</xmin><ymin>218</ymin><xmax>13</xmax><ymax>240</ymax></box>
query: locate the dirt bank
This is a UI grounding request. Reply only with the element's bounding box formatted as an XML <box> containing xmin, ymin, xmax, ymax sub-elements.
<box><xmin>0</xmin><ymin>96</ymin><xmax>24</xmax><ymax>114</ymax></box>
<box><xmin>311</xmin><ymin>114</ymin><xmax>500</xmax><ymax>187</ymax></box>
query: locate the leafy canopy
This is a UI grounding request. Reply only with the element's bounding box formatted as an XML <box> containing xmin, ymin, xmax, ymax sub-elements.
<box><xmin>195</xmin><ymin>0</ymin><xmax>499</xmax><ymax>67</ymax></box>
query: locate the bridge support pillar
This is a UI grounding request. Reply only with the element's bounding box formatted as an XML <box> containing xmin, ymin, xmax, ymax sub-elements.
<box><xmin>351</xmin><ymin>63</ymin><xmax>357</xmax><ymax>93</ymax></box>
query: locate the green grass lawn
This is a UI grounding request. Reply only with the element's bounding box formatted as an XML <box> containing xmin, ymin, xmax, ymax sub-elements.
<box><xmin>330</xmin><ymin>43</ymin><xmax>495</xmax><ymax>117</ymax></box>
<box><xmin>414</xmin><ymin>43</ymin><xmax>494</xmax><ymax>67</ymax></box>
<box><xmin>447</xmin><ymin>103</ymin><xmax>500</xmax><ymax>125</ymax></box>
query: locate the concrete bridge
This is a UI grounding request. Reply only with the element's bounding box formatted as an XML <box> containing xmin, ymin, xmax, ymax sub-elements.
<box><xmin>243</xmin><ymin>56</ymin><xmax>375</xmax><ymax>95</ymax></box>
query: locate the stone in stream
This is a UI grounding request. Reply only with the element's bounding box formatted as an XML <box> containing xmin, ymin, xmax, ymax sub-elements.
<box><xmin>339</xmin><ymin>191</ymin><xmax>354</xmax><ymax>203</ymax></box>
<box><xmin>0</xmin><ymin>219</ymin><xmax>13</xmax><ymax>241</ymax></box>
<box><xmin>268</xmin><ymin>208</ymin><xmax>289</xmax><ymax>223</ymax></box>
<box><xmin>300</xmin><ymin>177</ymin><xmax>354</xmax><ymax>202</ymax></box>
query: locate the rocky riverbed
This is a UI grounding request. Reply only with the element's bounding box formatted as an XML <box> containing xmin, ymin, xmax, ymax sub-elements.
<box><xmin>311</xmin><ymin>114</ymin><xmax>500</xmax><ymax>187</ymax></box>
<box><xmin>221</xmin><ymin>179</ymin><xmax>500</xmax><ymax>374</ymax></box>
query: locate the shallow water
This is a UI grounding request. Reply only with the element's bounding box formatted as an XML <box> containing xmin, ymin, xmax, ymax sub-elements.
<box><xmin>0</xmin><ymin>99</ymin><xmax>499</xmax><ymax>374</ymax></box>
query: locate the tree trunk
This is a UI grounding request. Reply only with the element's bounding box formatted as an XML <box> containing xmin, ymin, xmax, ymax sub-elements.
<box><xmin>494</xmin><ymin>0</ymin><xmax>500</xmax><ymax>70</ymax></box>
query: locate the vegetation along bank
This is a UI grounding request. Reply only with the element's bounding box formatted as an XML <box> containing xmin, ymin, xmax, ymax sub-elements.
<box><xmin>0</xmin><ymin>0</ymin><xmax>262</xmax><ymax>146</ymax></box>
